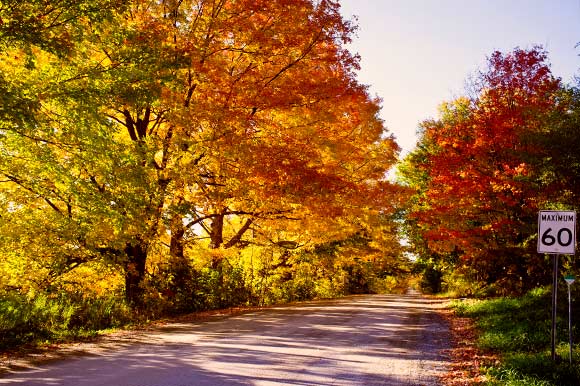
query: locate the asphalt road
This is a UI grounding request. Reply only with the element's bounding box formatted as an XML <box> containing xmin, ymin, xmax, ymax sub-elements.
<box><xmin>0</xmin><ymin>293</ymin><xmax>450</xmax><ymax>386</ymax></box>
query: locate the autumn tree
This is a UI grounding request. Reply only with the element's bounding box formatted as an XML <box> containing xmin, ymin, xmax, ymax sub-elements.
<box><xmin>401</xmin><ymin>47</ymin><xmax>562</xmax><ymax>294</ymax></box>
<box><xmin>0</xmin><ymin>0</ymin><xmax>403</xmax><ymax>307</ymax></box>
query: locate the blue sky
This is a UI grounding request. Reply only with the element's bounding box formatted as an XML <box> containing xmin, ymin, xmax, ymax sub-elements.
<box><xmin>339</xmin><ymin>0</ymin><xmax>580</xmax><ymax>156</ymax></box>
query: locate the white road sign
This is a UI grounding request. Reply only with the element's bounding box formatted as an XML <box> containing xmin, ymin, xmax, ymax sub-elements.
<box><xmin>538</xmin><ymin>210</ymin><xmax>576</xmax><ymax>255</ymax></box>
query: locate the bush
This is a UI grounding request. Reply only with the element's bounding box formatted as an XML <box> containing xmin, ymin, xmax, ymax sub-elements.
<box><xmin>0</xmin><ymin>291</ymin><xmax>131</xmax><ymax>350</ymax></box>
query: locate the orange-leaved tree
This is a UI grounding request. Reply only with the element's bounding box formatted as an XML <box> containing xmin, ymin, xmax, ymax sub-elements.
<box><xmin>0</xmin><ymin>0</ymin><xmax>403</xmax><ymax>306</ymax></box>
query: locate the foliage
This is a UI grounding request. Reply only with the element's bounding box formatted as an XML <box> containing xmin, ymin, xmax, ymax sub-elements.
<box><xmin>452</xmin><ymin>287</ymin><xmax>580</xmax><ymax>385</ymax></box>
<box><xmin>400</xmin><ymin>47</ymin><xmax>580</xmax><ymax>295</ymax></box>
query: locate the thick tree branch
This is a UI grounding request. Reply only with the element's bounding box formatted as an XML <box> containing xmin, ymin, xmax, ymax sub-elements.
<box><xmin>122</xmin><ymin>109</ymin><xmax>138</xmax><ymax>141</ymax></box>
<box><xmin>224</xmin><ymin>218</ymin><xmax>253</xmax><ymax>249</ymax></box>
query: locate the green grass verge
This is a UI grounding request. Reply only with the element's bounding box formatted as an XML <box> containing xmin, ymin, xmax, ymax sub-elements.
<box><xmin>451</xmin><ymin>287</ymin><xmax>580</xmax><ymax>386</ymax></box>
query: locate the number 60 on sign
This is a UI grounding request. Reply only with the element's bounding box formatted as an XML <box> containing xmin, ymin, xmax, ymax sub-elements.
<box><xmin>538</xmin><ymin>210</ymin><xmax>576</xmax><ymax>255</ymax></box>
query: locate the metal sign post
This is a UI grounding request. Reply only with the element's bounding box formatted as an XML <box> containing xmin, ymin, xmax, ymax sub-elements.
<box><xmin>552</xmin><ymin>254</ymin><xmax>559</xmax><ymax>362</ymax></box>
<box><xmin>565</xmin><ymin>275</ymin><xmax>575</xmax><ymax>366</ymax></box>
<box><xmin>538</xmin><ymin>210</ymin><xmax>577</xmax><ymax>362</ymax></box>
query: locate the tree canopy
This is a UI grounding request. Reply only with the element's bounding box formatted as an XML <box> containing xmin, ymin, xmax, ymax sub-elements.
<box><xmin>400</xmin><ymin>47</ymin><xmax>580</xmax><ymax>295</ymax></box>
<box><xmin>0</xmin><ymin>0</ymin><xmax>405</xmax><ymax>314</ymax></box>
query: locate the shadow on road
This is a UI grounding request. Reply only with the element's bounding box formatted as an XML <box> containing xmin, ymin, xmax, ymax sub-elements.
<box><xmin>0</xmin><ymin>294</ymin><xmax>450</xmax><ymax>386</ymax></box>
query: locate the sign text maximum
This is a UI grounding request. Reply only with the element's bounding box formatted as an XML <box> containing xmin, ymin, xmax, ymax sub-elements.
<box><xmin>541</xmin><ymin>214</ymin><xmax>575</xmax><ymax>222</ymax></box>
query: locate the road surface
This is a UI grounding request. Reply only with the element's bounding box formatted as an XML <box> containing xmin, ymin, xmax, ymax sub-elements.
<box><xmin>0</xmin><ymin>293</ymin><xmax>450</xmax><ymax>386</ymax></box>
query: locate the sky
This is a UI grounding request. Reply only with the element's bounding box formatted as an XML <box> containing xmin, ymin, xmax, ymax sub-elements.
<box><xmin>338</xmin><ymin>0</ymin><xmax>580</xmax><ymax>157</ymax></box>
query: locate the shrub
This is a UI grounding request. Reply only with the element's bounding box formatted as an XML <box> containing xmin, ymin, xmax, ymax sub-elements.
<box><xmin>0</xmin><ymin>291</ymin><xmax>131</xmax><ymax>350</ymax></box>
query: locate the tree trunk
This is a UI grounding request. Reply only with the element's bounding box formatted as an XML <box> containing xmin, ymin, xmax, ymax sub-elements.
<box><xmin>209</xmin><ymin>213</ymin><xmax>224</xmax><ymax>250</ymax></box>
<box><xmin>170</xmin><ymin>226</ymin><xmax>185</xmax><ymax>262</ymax></box>
<box><xmin>169</xmin><ymin>222</ymin><xmax>192</xmax><ymax>291</ymax></box>
<box><xmin>124</xmin><ymin>239</ymin><xmax>148</xmax><ymax>307</ymax></box>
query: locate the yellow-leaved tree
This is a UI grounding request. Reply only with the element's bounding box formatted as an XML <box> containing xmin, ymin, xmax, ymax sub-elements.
<box><xmin>0</xmin><ymin>0</ymin><xmax>405</xmax><ymax>309</ymax></box>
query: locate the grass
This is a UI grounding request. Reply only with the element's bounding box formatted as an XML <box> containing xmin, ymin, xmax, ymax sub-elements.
<box><xmin>451</xmin><ymin>287</ymin><xmax>580</xmax><ymax>385</ymax></box>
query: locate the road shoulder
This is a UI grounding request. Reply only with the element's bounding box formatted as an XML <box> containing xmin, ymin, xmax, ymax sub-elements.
<box><xmin>439</xmin><ymin>305</ymin><xmax>498</xmax><ymax>385</ymax></box>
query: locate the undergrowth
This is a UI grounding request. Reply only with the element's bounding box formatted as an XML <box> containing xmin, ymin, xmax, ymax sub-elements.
<box><xmin>0</xmin><ymin>292</ymin><xmax>132</xmax><ymax>350</ymax></box>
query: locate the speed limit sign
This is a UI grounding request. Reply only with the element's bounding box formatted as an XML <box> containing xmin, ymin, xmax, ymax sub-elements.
<box><xmin>538</xmin><ymin>210</ymin><xmax>576</xmax><ymax>255</ymax></box>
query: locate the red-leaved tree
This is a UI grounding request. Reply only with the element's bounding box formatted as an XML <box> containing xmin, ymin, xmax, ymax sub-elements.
<box><xmin>402</xmin><ymin>47</ymin><xmax>562</xmax><ymax>294</ymax></box>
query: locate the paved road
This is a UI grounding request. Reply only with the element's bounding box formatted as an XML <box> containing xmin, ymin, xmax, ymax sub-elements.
<box><xmin>0</xmin><ymin>293</ymin><xmax>450</xmax><ymax>386</ymax></box>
